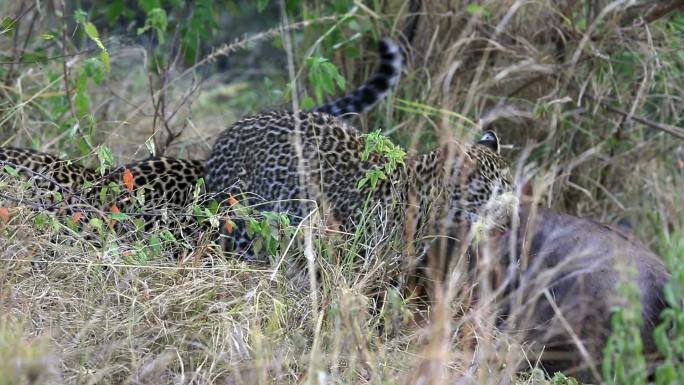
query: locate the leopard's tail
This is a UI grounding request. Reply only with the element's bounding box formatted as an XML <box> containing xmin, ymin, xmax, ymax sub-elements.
<box><xmin>311</xmin><ymin>37</ymin><xmax>402</xmax><ymax>118</ymax></box>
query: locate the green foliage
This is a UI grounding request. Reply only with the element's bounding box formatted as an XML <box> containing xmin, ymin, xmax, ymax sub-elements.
<box><xmin>96</xmin><ymin>145</ymin><xmax>114</xmax><ymax>176</ymax></box>
<box><xmin>181</xmin><ymin>0</ymin><xmax>219</xmax><ymax>63</ymax></box>
<box><xmin>2</xmin><ymin>165</ymin><xmax>18</xmax><ymax>177</ymax></box>
<box><xmin>602</xmin><ymin>271</ymin><xmax>648</xmax><ymax>385</ymax></box>
<box><xmin>466</xmin><ymin>3</ymin><xmax>490</xmax><ymax>17</ymax></box>
<box><xmin>75</xmin><ymin>9</ymin><xmax>110</xmax><ymax>73</ymax></box>
<box><xmin>76</xmin><ymin>0</ymin><xmax>222</xmax><ymax>67</ymax></box>
<box><xmin>0</xmin><ymin>16</ymin><xmax>16</xmax><ymax>35</ymax></box>
<box><xmin>72</xmin><ymin>10</ymin><xmax>111</xmax><ymax>150</ymax></box>
<box><xmin>653</xmin><ymin>236</ymin><xmax>684</xmax><ymax>385</ymax></box>
<box><xmin>551</xmin><ymin>372</ymin><xmax>579</xmax><ymax>385</ymax></box>
<box><xmin>358</xmin><ymin>130</ymin><xmax>406</xmax><ymax>190</ymax></box>
<box><xmin>137</xmin><ymin>8</ymin><xmax>168</xmax><ymax>44</ymax></box>
<box><xmin>246</xmin><ymin>211</ymin><xmax>294</xmax><ymax>258</ymax></box>
<box><xmin>306</xmin><ymin>56</ymin><xmax>346</xmax><ymax>105</ymax></box>
<box><xmin>257</xmin><ymin>0</ymin><xmax>271</xmax><ymax>13</ymax></box>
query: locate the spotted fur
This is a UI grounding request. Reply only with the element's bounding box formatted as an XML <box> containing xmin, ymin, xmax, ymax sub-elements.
<box><xmin>205</xmin><ymin>110</ymin><xmax>515</xmax><ymax>259</ymax></box>
<box><xmin>0</xmin><ymin>147</ymin><xmax>98</xmax><ymax>191</ymax></box>
<box><xmin>0</xmin><ymin>147</ymin><xmax>206</xmax><ymax>235</ymax></box>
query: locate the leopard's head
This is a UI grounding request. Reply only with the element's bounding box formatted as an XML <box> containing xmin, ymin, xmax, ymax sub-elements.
<box><xmin>441</xmin><ymin>131</ymin><xmax>517</xmax><ymax>233</ymax></box>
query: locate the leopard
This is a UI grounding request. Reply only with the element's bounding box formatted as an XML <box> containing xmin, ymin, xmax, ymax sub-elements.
<box><xmin>205</xmin><ymin>109</ymin><xmax>516</xmax><ymax>262</ymax></box>
<box><xmin>0</xmin><ymin>36</ymin><xmax>404</xmax><ymax>250</ymax></box>
<box><xmin>0</xmin><ymin>147</ymin><xmax>207</xmax><ymax>241</ymax></box>
<box><xmin>0</xmin><ymin>147</ymin><xmax>100</xmax><ymax>210</ymax></box>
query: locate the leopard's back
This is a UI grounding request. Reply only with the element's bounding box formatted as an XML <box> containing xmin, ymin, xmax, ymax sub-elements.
<box><xmin>1</xmin><ymin>147</ymin><xmax>207</xmax><ymax>235</ymax></box>
<box><xmin>108</xmin><ymin>156</ymin><xmax>206</xmax><ymax>211</ymax></box>
<box><xmin>0</xmin><ymin>147</ymin><xmax>99</xmax><ymax>191</ymax></box>
<box><xmin>206</xmin><ymin>111</ymin><xmax>390</xmax><ymax>224</ymax></box>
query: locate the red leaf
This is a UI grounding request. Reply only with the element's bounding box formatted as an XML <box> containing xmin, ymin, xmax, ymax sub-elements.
<box><xmin>71</xmin><ymin>211</ymin><xmax>84</xmax><ymax>224</ymax></box>
<box><xmin>109</xmin><ymin>204</ymin><xmax>121</xmax><ymax>226</ymax></box>
<box><xmin>123</xmin><ymin>168</ymin><xmax>134</xmax><ymax>192</ymax></box>
<box><xmin>228</xmin><ymin>195</ymin><xmax>238</xmax><ymax>206</ymax></box>
<box><xmin>224</xmin><ymin>218</ymin><xmax>234</xmax><ymax>234</ymax></box>
<box><xmin>0</xmin><ymin>208</ymin><xmax>10</xmax><ymax>224</ymax></box>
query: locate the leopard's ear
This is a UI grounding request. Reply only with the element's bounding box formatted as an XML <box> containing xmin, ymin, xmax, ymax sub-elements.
<box><xmin>477</xmin><ymin>131</ymin><xmax>500</xmax><ymax>153</ymax></box>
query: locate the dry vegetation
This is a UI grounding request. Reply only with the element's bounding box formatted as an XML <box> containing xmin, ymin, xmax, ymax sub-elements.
<box><xmin>1</xmin><ymin>1</ymin><xmax>683</xmax><ymax>384</ymax></box>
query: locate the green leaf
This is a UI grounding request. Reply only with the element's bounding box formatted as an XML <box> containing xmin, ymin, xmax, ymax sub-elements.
<box><xmin>209</xmin><ymin>199</ymin><xmax>220</xmax><ymax>214</ymax></box>
<box><xmin>75</xmin><ymin>80</ymin><xmax>89</xmax><ymax>118</ymax></box>
<box><xmin>149</xmin><ymin>235</ymin><xmax>162</xmax><ymax>256</ymax></box>
<box><xmin>654</xmin><ymin>324</ymin><xmax>671</xmax><ymax>358</ymax></box>
<box><xmin>98</xmin><ymin>186</ymin><xmax>108</xmax><ymax>204</ymax></box>
<box><xmin>34</xmin><ymin>213</ymin><xmax>48</xmax><ymax>229</ymax></box>
<box><xmin>3</xmin><ymin>165</ymin><xmax>18</xmax><ymax>176</ymax></box>
<box><xmin>76</xmin><ymin>17</ymin><xmax>109</xmax><ymax>74</ymax></box>
<box><xmin>301</xmin><ymin>96</ymin><xmax>315</xmax><ymax>110</ymax></box>
<box><xmin>257</xmin><ymin>0</ymin><xmax>270</xmax><ymax>12</ymax></box>
<box><xmin>280</xmin><ymin>214</ymin><xmax>290</xmax><ymax>227</ymax></box>
<box><xmin>109</xmin><ymin>212</ymin><xmax>129</xmax><ymax>221</ymax></box>
<box><xmin>306</xmin><ymin>56</ymin><xmax>346</xmax><ymax>104</ymax></box>
<box><xmin>84</xmin><ymin>22</ymin><xmax>100</xmax><ymax>41</ymax></box>
<box><xmin>97</xmin><ymin>145</ymin><xmax>114</xmax><ymax>176</ymax></box>
<box><xmin>139</xmin><ymin>8</ymin><xmax>168</xmax><ymax>44</ymax></box>
<box><xmin>323</xmin><ymin>61</ymin><xmax>346</xmax><ymax>89</ymax></box>
<box><xmin>246</xmin><ymin>218</ymin><xmax>260</xmax><ymax>238</ymax></box>
<box><xmin>193</xmin><ymin>205</ymin><xmax>203</xmax><ymax>217</ymax></box>
<box><xmin>138</xmin><ymin>0</ymin><xmax>161</xmax><ymax>13</ymax></box>
<box><xmin>106</xmin><ymin>0</ymin><xmax>125</xmax><ymax>25</ymax></box>
<box><xmin>89</xmin><ymin>217</ymin><xmax>103</xmax><ymax>231</ymax></box>
<box><xmin>100</xmin><ymin>51</ymin><xmax>110</xmax><ymax>73</ymax></box>
<box><xmin>74</xmin><ymin>9</ymin><xmax>87</xmax><ymax>25</ymax></box>
<box><xmin>655</xmin><ymin>364</ymin><xmax>675</xmax><ymax>384</ymax></box>
<box><xmin>160</xmin><ymin>230</ymin><xmax>176</xmax><ymax>243</ymax></box>
<box><xmin>677</xmin><ymin>51</ymin><xmax>684</xmax><ymax>64</ymax></box>
<box><xmin>136</xmin><ymin>247</ymin><xmax>148</xmax><ymax>264</ymax></box>
<box><xmin>466</xmin><ymin>4</ymin><xmax>489</xmax><ymax>16</ymax></box>
<box><xmin>84</xmin><ymin>58</ymin><xmax>104</xmax><ymax>84</ymax></box>
<box><xmin>266</xmin><ymin>237</ymin><xmax>278</xmax><ymax>256</ymax></box>
<box><xmin>0</xmin><ymin>17</ymin><xmax>16</xmax><ymax>34</ymax></box>
<box><xmin>22</xmin><ymin>50</ymin><xmax>48</xmax><ymax>64</ymax></box>
<box><xmin>260</xmin><ymin>221</ymin><xmax>272</xmax><ymax>239</ymax></box>
<box><xmin>663</xmin><ymin>284</ymin><xmax>676</xmax><ymax>308</ymax></box>
<box><xmin>357</xmin><ymin>176</ymin><xmax>368</xmax><ymax>190</ymax></box>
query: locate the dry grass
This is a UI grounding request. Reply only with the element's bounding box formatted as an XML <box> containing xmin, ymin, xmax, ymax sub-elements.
<box><xmin>1</xmin><ymin>0</ymin><xmax>683</xmax><ymax>384</ymax></box>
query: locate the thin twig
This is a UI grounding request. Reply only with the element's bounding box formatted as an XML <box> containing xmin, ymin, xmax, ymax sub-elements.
<box><xmin>585</xmin><ymin>94</ymin><xmax>684</xmax><ymax>140</ymax></box>
<box><xmin>506</xmin><ymin>71</ymin><xmax>684</xmax><ymax>141</ymax></box>
<box><xmin>643</xmin><ymin>0</ymin><xmax>684</xmax><ymax>24</ymax></box>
